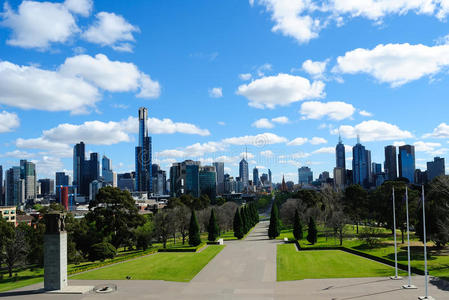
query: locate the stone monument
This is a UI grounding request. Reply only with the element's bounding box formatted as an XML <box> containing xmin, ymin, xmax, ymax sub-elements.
<box><xmin>44</xmin><ymin>212</ymin><xmax>68</xmax><ymax>291</ymax></box>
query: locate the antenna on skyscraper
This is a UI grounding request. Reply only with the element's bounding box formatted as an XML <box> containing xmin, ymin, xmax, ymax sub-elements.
<box><xmin>338</xmin><ymin>130</ymin><xmax>342</xmax><ymax>144</ymax></box>
<box><xmin>357</xmin><ymin>134</ymin><xmax>361</xmax><ymax>144</ymax></box>
<box><xmin>245</xmin><ymin>146</ymin><xmax>248</xmax><ymax>160</ymax></box>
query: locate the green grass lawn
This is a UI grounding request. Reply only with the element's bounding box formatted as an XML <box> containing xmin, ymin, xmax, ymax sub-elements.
<box><xmin>277</xmin><ymin>244</ymin><xmax>406</xmax><ymax>281</ymax></box>
<box><xmin>70</xmin><ymin>245</ymin><xmax>224</xmax><ymax>282</ymax></box>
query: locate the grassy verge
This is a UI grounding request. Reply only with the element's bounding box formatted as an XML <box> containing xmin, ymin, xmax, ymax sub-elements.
<box><xmin>71</xmin><ymin>245</ymin><xmax>224</xmax><ymax>282</ymax></box>
<box><xmin>277</xmin><ymin>244</ymin><xmax>406</xmax><ymax>281</ymax></box>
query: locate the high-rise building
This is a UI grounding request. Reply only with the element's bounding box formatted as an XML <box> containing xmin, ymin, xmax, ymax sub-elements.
<box><xmin>185</xmin><ymin>164</ymin><xmax>200</xmax><ymax>197</ymax></box>
<box><xmin>117</xmin><ymin>172</ymin><xmax>135</xmax><ymax>192</ymax></box>
<box><xmin>352</xmin><ymin>138</ymin><xmax>370</xmax><ymax>188</ymax></box>
<box><xmin>135</xmin><ymin>107</ymin><xmax>152</xmax><ymax>193</ymax></box>
<box><xmin>199</xmin><ymin>166</ymin><xmax>217</xmax><ymax>201</ymax></box>
<box><xmin>398</xmin><ymin>145</ymin><xmax>415</xmax><ymax>183</ymax></box>
<box><xmin>298</xmin><ymin>166</ymin><xmax>313</xmax><ymax>185</ymax></box>
<box><xmin>239</xmin><ymin>158</ymin><xmax>249</xmax><ymax>189</ymax></box>
<box><xmin>415</xmin><ymin>169</ymin><xmax>428</xmax><ymax>185</ymax></box>
<box><xmin>213</xmin><ymin>162</ymin><xmax>224</xmax><ymax>195</ymax></box>
<box><xmin>20</xmin><ymin>160</ymin><xmax>36</xmax><ymax>201</ymax></box>
<box><xmin>260</xmin><ymin>173</ymin><xmax>268</xmax><ymax>186</ymax></box>
<box><xmin>5</xmin><ymin>167</ymin><xmax>24</xmax><ymax>206</ymax></box>
<box><xmin>268</xmin><ymin>169</ymin><xmax>272</xmax><ymax>185</ymax></box>
<box><xmin>0</xmin><ymin>165</ymin><xmax>3</xmax><ymax>206</ymax></box>
<box><xmin>55</xmin><ymin>172</ymin><xmax>70</xmax><ymax>187</ymax></box>
<box><xmin>336</xmin><ymin>135</ymin><xmax>346</xmax><ymax>169</ymax></box>
<box><xmin>333</xmin><ymin>167</ymin><xmax>345</xmax><ymax>190</ymax></box>
<box><xmin>38</xmin><ymin>179</ymin><xmax>54</xmax><ymax>196</ymax></box>
<box><xmin>73</xmin><ymin>142</ymin><xmax>85</xmax><ymax>193</ymax></box>
<box><xmin>427</xmin><ymin>157</ymin><xmax>445</xmax><ymax>181</ymax></box>
<box><xmin>170</xmin><ymin>160</ymin><xmax>201</xmax><ymax>197</ymax></box>
<box><xmin>253</xmin><ymin>167</ymin><xmax>259</xmax><ymax>187</ymax></box>
<box><xmin>384</xmin><ymin>145</ymin><xmax>397</xmax><ymax>181</ymax></box>
<box><xmin>102</xmin><ymin>155</ymin><xmax>114</xmax><ymax>185</ymax></box>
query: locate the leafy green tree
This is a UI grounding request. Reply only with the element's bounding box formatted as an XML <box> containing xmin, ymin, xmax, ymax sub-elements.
<box><xmin>233</xmin><ymin>208</ymin><xmax>244</xmax><ymax>239</ymax></box>
<box><xmin>0</xmin><ymin>222</ymin><xmax>28</xmax><ymax>277</ymax></box>
<box><xmin>268</xmin><ymin>202</ymin><xmax>280</xmax><ymax>239</ymax></box>
<box><xmin>293</xmin><ymin>209</ymin><xmax>303</xmax><ymax>240</ymax></box>
<box><xmin>134</xmin><ymin>215</ymin><xmax>154</xmax><ymax>251</ymax></box>
<box><xmin>307</xmin><ymin>217</ymin><xmax>317</xmax><ymax>245</ymax></box>
<box><xmin>154</xmin><ymin>210</ymin><xmax>172</xmax><ymax>249</ymax></box>
<box><xmin>207</xmin><ymin>209</ymin><xmax>219</xmax><ymax>241</ymax></box>
<box><xmin>241</xmin><ymin>206</ymin><xmax>248</xmax><ymax>234</ymax></box>
<box><xmin>343</xmin><ymin>185</ymin><xmax>368</xmax><ymax>234</ymax></box>
<box><xmin>88</xmin><ymin>242</ymin><xmax>116</xmax><ymax>261</ymax></box>
<box><xmin>189</xmin><ymin>210</ymin><xmax>201</xmax><ymax>246</ymax></box>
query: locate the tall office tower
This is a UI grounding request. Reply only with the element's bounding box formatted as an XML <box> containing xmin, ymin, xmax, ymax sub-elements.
<box><xmin>268</xmin><ymin>169</ymin><xmax>272</xmax><ymax>185</ymax></box>
<box><xmin>102</xmin><ymin>155</ymin><xmax>114</xmax><ymax>184</ymax></box>
<box><xmin>55</xmin><ymin>172</ymin><xmax>70</xmax><ymax>187</ymax></box>
<box><xmin>135</xmin><ymin>107</ymin><xmax>152</xmax><ymax>193</ymax></box>
<box><xmin>73</xmin><ymin>142</ymin><xmax>85</xmax><ymax>194</ymax></box>
<box><xmin>352</xmin><ymin>138</ymin><xmax>370</xmax><ymax>188</ymax></box>
<box><xmin>20</xmin><ymin>160</ymin><xmax>36</xmax><ymax>201</ymax></box>
<box><xmin>200</xmin><ymin>166</ymin><xmax>217</xmax><ymax>201</ymax></box>
<box><xmin>117</xmin><ymin>172</ymin><xmax>135</xmax><ymax>192</ymax></box>
<box><xmin>0</xmin><ymin>165</ymin><xmax>3</xmax><ymax>205</ymax></box>
<box><xmin>298</xmin><ymin>166</ymin><xmax>313</xmax><ymax>185</ymax></box>
<box><xmin>333</xmin><ymin>167</ymin><xmax>345</xmax><ymax>190</ymax></box>
<box><xmin>170</xmin><ymin>160</ymin><xmax>201</xmax><ymax>197</ymax></box>
<box><xmin>5</xmin><ymin>166</ymin><xmax>23</xmax><ymax>206</ymax></box>
<box><xmin>239</xmin><ymin>158</ymin><xmax>249</xmax><ymax>188</ymax></box>
<box><xmin>415</xmin><ymin>169</ymin><xmax>428</xmax><ymax>185</ymax></box>
<box><xmin>366</xmin><ymin>150</ymin><xmax>372</xmax><ymax>185</ymax></box>
<box><xmin>372</xmin><ymin>163</ymin><xmax>382</xmax><ymax>175</ymax></box>
<box><xmin>398</xmin><ymin>145</ymin><xmax>416</xmax><ymax>183</ymax></box>
<box><xmin>384</xmin><ymin>145</ymin><xmax>397</xmax><ymax>181</ymax></box>
<box><xmin>213</xmin><ymin>162</ymin><xmax>224</xmax><ymax>195</ymax></box>
<box><xmin>260</xmin><ymin>173</ymin><xmax>268</xmax><ymax>186</ymax></box>
<box><xmin>38</xmin><ymin>179</ymin><xmax>54</xmax><ymax>196</ymax></box>
<box><xmin>253</xmin><ymin>167</ymin><xmax>259</xmax><ymax>187</ymax></box>
<box><xmin>427</xmin><ymin>157</ymin><xmax>445</xmax><ymax>181</ymax></box>
<box><xmin>336</xmin><ymin>135</ymin><xmax>346</xmax><ymax>169</ymax></box>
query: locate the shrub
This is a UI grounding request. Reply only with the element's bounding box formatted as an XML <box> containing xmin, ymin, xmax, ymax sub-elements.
<box><xmin>307</xmin><ymin>217</ymin><xmax>317</xmax><ymax>245</ymax></box>
<box><xmin>88</xmin><ymin>242</ymin><xmax>117</xmax><ymax>262</ymax></box>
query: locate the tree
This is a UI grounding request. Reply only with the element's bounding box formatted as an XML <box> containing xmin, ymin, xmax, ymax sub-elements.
<box><xmin>241</xmin><ymin>207</ymin><xmax>248</xmax><ymax>234</ymax></box>
<box><xmin>343</xmin><ymin>185</ymin><xmax>368</xmax><ymax>234</ymax></box>
<box><xmin>154</xmin><ymin>210</ymin><xmax>172</xmax><ymax>248</ymax></box>
<box><xmin>208</xmin><ymin>209</ymin><xmax>220</xmax><ymax>241</ymax></box>
<box><xmin>293</xmin><ymin>209</ymin><xmax>303</xmax><ymax>241</ymax></box>
<box><xmin>268</xmin><ymin>202</ymin><xmax>280</xmax><ymax>239</ymax></box>
<box><xmin>134</xmin><ymin>215</ymin><xmax>154</xmax><ymax>251</ymax></box>
<box><xmin>189</xmin><ymin>210</ymin><xmax>201</xmax><ymax>246</ymax></box>
<box><xmin>307</xmin><ymin>217</ymin><xmax>317</xmax><ymax>245</ymax></box>
<box><xmin>0</xmin><ymin>223</ymin><xmax>28</xmax><ymax>277</ymax></box>
<box><xmin>174</xmin><ymin>205</ymin><xmax>190</xmax><ymax>244</ymax></box>
<box><xmin>88</xmin><ymin>242</ymin><xmax>116</xmax><ymax>261</ymax></box>
<box><xmin>233</xmin><ymin>208</ymin><xmax>244</xmax><ymax>239</ymax></box>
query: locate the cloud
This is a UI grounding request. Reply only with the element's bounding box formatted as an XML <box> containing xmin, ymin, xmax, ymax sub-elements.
<box><xmin>287</xmin><ymin>137</ymin><xmax>308</xmax><ymax>146</ymax></box>
<box><xmin>334</xmin><ymin>43</ymin><xmax>449</xmax><ymax>87</ymax></box>
<box><xmin>0</xmin><ymin>111</ymin><xmax>20</xmax><ymax>133</ymax></box>
<box><xmin>332</xmin><ymin>120</ymin><xmax>413</xmax><ymax>142</ymax></box>
<box><xmin>256</xmin><ymin>63</ymin><xmax>273</xmax><ymax>77</ymax></box>
<box><xmin>309</xmin><ymin>137</ymin><xmax>327</xmax><ymax>145</ymax></box>
<box><xmin>300</xmin><ymin>101</ymin><xmax>355</xmax><ymax>120</ymax></box>
<box><xmin>16</xmin><ymin>137</ymin><xmax>72</xmax><ymax>158</ymax></box>
<box><xmin>359</xmin><ymin>110</ymin><xmax>373</xmax><ymax>117</ymax></box>
<box><xmin>252</xmin><ymin>118</ymin><xmax>274</xmax><ymax>129</ymax></box>
<box><xmin>423</xmin><ymin>123</ymin><xmax>449</xmax><ymax>138</ymax></box>
<box><xmin>82</xmin><ymin>11</ymin><xmax>139</xmax><ymax>52</ymax></box>
<box><xmin>414</xmin><ymin>141</ymin><xmax>442</xmax><ymax>152</ymax></box>
<box><xmin>0</xmin><ymin>60</ymin><xmax>100</xmax><ymax>114</ymax></box>
<box><xmin>239</xmin><ymin>73</ymin><xmax>252</xmax><ymax>81</ymax></box>
<box><xmin>313</xmin><ymin>147</ymin><xmax>334</xmax><ymax>154</ymax></box>
<box><xmin>302</xmin><ymin>59</ymin><xmax>328</xmax><ymax>79</ymax></box>
<box><xmin>260</xmin><ymin>150</ymin><xmax>274</xmax><ymax>157</ymax></box>
<box><xmin>64</xmin><ymin>0</ymin><xmax>92</xmax><ymax>17</ymax></box>
<box><xmin>157</xmin><ymin>142</ymin><xmax>227</xmax><ymax>158</ymax></box>
<box><xmin>60</xmin><ymin>54</ymin><xmax>160</xmax><ymax>98</ymax></box>
<box><xmin>217</xmin><ymin>121</ymin><xmax>226</xmax><ymax>126</ymax></box>
<box><xmin>121</xmin><ymin>116</ymin><xmax>210</xmax><ymax>136</ymax></box>
<box><xmin>271</xmin><ymin>116</ymin><xmax>289</xmax><ymax>124</ymax></box>
<box><xmin>209</xmin><ymin>87</ymin><xmax>223</xmax><ymax>98</ymax></box>
<box><xmin>236</xmin><ymin>73</ymin><xmax>325</xmax><ymax>109</ymax></box>
<box><xmin>222</xmin><ymin>133</ymin><xmax>288</xmax><ymax>146</ymax></box>
<box><xmin>0</xmin><ymin>149</ymin><xmax>35</xmax><ymax>159</ymax></box>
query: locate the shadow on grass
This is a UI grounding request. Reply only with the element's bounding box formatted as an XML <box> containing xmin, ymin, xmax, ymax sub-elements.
<box><xmin>352</xmin><ymin>242</ymin><xmax>391</xmax><ymax>251</ymax></box>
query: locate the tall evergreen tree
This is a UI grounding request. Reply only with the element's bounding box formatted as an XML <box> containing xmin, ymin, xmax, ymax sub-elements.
<box><xmin>241</xmin><ymin>207</ymin><xmax>248</xmax><ymax>234</ymax></box>
<box><xmin>293</xmin><ymin>209</ymin><xmax>303</xmax><ymax>241</ymax></box>
<box><xmin>307</xmin><ymin>217</ymin><xmax>317</xmax><ymax>245</ymax></box>
<box><xmin>268</xmin><ymin>202</ymin><xmax>280</xmax><ymax>239</ymax></box>
<box><xmin>207</xmin><ymin>209</ymin><xmax>219</xmax><ymax>242</ymax></box>
<box><xmin>189</xmin><ymin>210</ymin><xmax>201</xmax><ymax>246</ymax></box>
<box><xmin>233</xmin><ymin>208</ymin><xmax>244</xmax><ymax>239</ymax></box>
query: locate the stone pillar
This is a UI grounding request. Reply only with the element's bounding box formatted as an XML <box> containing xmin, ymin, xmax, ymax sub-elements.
<box><xmin>44</xmin><ymin>213</ymin><xmax>68</xmax><ymax>291</ymax></box>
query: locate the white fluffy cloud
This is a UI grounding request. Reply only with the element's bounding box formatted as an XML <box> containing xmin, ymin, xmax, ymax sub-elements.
<box><xmin>252</xmin><ymin>118</ymin><xmax>274</xmax><ymax>129</ymax></box>
<box><xmin>309</xmin><ymin>137</ymin><xmax>327</xmax><ymax>145</ymax></box>
<box><xmin>272</xmin><ymin>116</ymin><xmax>289</xmax><ymax>124</ymax></box>
<box><xmin>147</xmin><ymin>118</ymin><xmax>210</xmax><ymax>136</ymax></box>
<box><xmin>209</xmin><ymin>87</ymin><xmax>223</xmax><ymax>98</ymax></box>
<box><xmin>333</xmin><ymin>120</ymin><xmax>413</xmax><ymax>142</ymax></box>
<box><xmin>64</xmin><ymin>0</ymin><xmax>92</xmax><ymax>17</ymax></box>
<box><xmin>222</xmin><ymin>133</ymin><xmax>288</xmax><ymax>146</ymax></box>
<box><xmin>313</xmin><ymin>147</ymin><xmax>335</xmax><ymax>154</ymax></box>
<box><xmin>60</xmin><ymin>54</ymin><xmax>160</xmax><ymax>98</ymax></box>
<box><xmin>359</xmin><ymin>110</ymin><xmax>373</xmax><ymax>117</ymax></box>
<box><xmin>239</xmin><ymin>73</ymin><xmax>252</xmax><ymax>81</ymax></box>
<box><xmin>302</xmin><ymin>59</ymin><xmax>328</xmax><ymax>79</ymax></box>
<box><xmin>260</xmin><ymin>150</ymin><xmax>274</xmax><ymax>157</ymax></box>
<box><xmin>334</xmin><ymin>43</ymin><xmax>449</xmax><ymax>87</ymax></box>
<box><xmin>0</xmin><ymin>111</ymin><xmax>20</xmax><ymax>133</ymax></box>
<box><xmin>423</xmin><ymin>123</ymin><xmax>449</xmax><ymax>138</ymax></box>
<box><xmin>300</xmin><ymin>101</ymin><xmax>355</xmax><ymax>120</ymax></box>
<box><xmin>414</xmin><ymin>141</ymin><xmax>442</xmax><ymax>152</ymax></box>
<box><xmin>287</xmin><ymin>137</ymin><xmax>308</xmax><ymax>146</ymax></box>
<box><xmin>82</xmin><ymin>11</ymin><xmax>139</xmax><ymax>52</ymax></box>
<box><xmin>236</xmin><ymin>73</ymin><xmax>325</xmax><ymax>109</ymax></box>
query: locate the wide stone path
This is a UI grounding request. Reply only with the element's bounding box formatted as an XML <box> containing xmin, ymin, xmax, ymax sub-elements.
<box><xmin>2</xmin><ymin>221</ymin><xmax>449</xmax><ymax>299</ymax></box>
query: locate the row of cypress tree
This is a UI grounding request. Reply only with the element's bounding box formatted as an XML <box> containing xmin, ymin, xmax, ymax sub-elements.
<box><xmin>233</xmin><ymin>202</ymin><xmax>259</xmax><ymax>239</ymax></box>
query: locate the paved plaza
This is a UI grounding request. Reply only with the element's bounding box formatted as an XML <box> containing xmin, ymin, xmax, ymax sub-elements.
<box><xmin>1</xmin><ymin>222</ymin><xmax>448</xmax><ymax>299</ymax></box>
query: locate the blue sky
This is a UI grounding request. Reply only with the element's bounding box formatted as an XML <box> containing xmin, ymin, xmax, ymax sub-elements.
<box><xmin>1</xmin><ymin>0</ymin><xmax>449</xmax><ymax>183</ymax></box>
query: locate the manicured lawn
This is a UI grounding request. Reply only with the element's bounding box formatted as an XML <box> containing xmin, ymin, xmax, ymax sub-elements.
<box><xmin>277</xmin><ymin>244</ymin><xmax>405</xmax><ymax>281</ymax></box>
<box><xmin>71</xmin><ymin>245</ymin><xmax>224</xmax><ymax>282</ymax></box>
<box><xmin>0</xmin><ymin>268</ymin><xmax>44</xmax><ymax>293</ymax></box>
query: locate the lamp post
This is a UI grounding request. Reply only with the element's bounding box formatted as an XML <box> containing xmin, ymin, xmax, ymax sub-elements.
<box><xmin>391</xmin><ymin>187</ymin><xmax>402</xmax><ymax>280</ymax></box>
<box><xmin>403</xmin><ymin>186</ymin><xmax>417</xmax><ymax>289</ymax></box>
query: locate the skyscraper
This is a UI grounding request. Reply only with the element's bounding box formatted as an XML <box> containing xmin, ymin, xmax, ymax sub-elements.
<box><xmin>336</xmin><ymin>135</ymin><xmax>346</xmax><ymax>169</ymax></box>
<box><xmin>398</xmin><ymin>145</ymin><xmax>415</xmax><ymax>183</ymax></box>
<box><xmin>239</xmin><ymin>158</ymin><xmax>249</xmax><ymax>188</ymax></box>
<box><xmin>0</xmin><ymin>165</ymin><xmax>3</xmax><ymax>205</ymax></box>
<box><xmin>298</xmin><ymin>166</ymin><xmax>313</xmax><ymax>185</ymax></box>
<box><xmin>55</xmin><ymin>172</ymin><xmax>70</xmax><ymax>187</ymax></box>
<box><xmin>38</xmin><ymin>179</ymin><xmax>54</xmax><ymax>196</ymax></box>
<box><xmin>268</xmin><ymin>169</ymin><xmax>272</xmax><ymax>185</ymax></box>
<box><xmin>199</xmin><ymin>166</ymin><xmax>217</xmax><ymax>201</ymax></box>
<box><xmin>102</xmin><ymin>155</ymin><xmax>114</xmax><ymax>185</ymax></box>
<box><xmin>384</xmin><ymin>145</ymin><xmax>397</xmax><ymax>181</ymax></box>
<box><xmin>213</xmin><ymin>162</ymin><xmax>224</xmax><ymax>195</ymax></box>
<box><xmin>352</xmin><ymin>138</ymin><xmax>370</xmax><ymax>188</ymax></box>
<box><xmin>170</xmin><ymin>160</ymin><xmax>201</xmax><ymax>197</ymax></box>
<box><xmin>427</xmin><ymin>157</ymin><xmax>445</xmax><ymax>181</ymax></box>
<box><xmin>20</xmin><ymin>160</ymin><xmax>36</xmax><ymax>201</ymax></box>
<box><xmin>135</xmin><ymin>107</ymin><xmax>152</xmax><ymax>193</ymax></box>
<box><xmin>253</xmin><ymin>167</ymin><xmax>259</xmax><ymax>187</ymax></box>
<box><xmin>5</xmin><ymin>166</ymin><xmax>23</xmax><ymax>206</ymax></box>
<box><xmin>73</xmin><ymin>142</ymin><xmax>85</xmax><ymax>194</ymax></box>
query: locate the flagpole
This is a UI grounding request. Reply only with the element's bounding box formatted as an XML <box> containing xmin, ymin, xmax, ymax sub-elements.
<box><xmin>391</xmin><ymin>187</ymin><xmax>402</xmax><ymax>280</ymax></box>
<box><xmin>403</xmin><ymin>186</ymin><xmax>417</xmax><ymax>289</ymax></box>
<box><xmin>419</xmin><ymin>185</ymin><xmax>435</xmax><ymax>300</ymax></box>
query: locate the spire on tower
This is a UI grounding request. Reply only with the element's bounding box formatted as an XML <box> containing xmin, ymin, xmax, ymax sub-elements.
<box><xmin>357</xmin><ymin>134</ymin><xmax>361</xmax><ymax>144</ymax></box>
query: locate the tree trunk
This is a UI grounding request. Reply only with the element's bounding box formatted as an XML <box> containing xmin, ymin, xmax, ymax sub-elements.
<box><xmin>401</xmin><ymin>229</ymin><xmax>405</xmax><ymax>244</ymax></box>
<box><xmin>356</xmin><ymin>222</ymin><xmax>359</xmax><ymax>234</ymax></box>
<box><xmin>8</xmin><ymin>265</ymin><xmax>13</xmax><ymax>277</ymax></box>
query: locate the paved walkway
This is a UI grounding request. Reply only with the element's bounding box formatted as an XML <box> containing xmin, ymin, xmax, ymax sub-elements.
<box><xmin>2</xmin><ymin>221</ymin><xmax>448</xmax><ymax>299</ymax></box>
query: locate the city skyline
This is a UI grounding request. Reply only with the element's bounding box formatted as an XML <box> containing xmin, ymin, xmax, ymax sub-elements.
<box><xmin>0</xmin><ymin>0</ymin><xmax>449</xmax><ymax>183</ymax></box>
